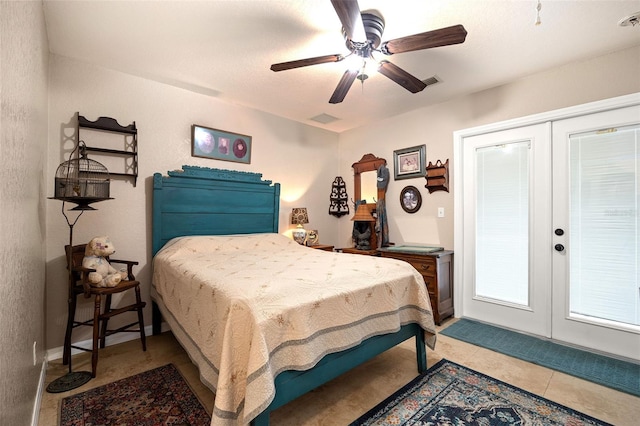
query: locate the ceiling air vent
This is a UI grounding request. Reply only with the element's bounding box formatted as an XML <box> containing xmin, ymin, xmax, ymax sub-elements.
<box><xmin>422</xmin><ymin>75</ymin><xmax>441</xmax><ymax>88</ymax></box>
<box><xmin>310</xmin><ymin>113</ymin><xmax>340</xmax><ymax>124</ymax></box>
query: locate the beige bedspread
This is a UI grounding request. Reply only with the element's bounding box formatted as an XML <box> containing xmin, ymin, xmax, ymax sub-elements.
<box><xmin>152</xmin><ymin>233</ymin><xmax>436</xmax><ymax>425</ymax></box>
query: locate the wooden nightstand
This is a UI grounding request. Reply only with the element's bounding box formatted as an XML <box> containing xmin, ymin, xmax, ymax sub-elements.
<box><xmin>379</xmin><ymin>247</ymin><xmax>454</xmax><ymax>325</ymax></box>
<box><xmin>309</xmin><ymin>244</ymin><xmax>334</xmax><ymax>252</ymax></box>
<box><xmin>339</xmin><ymin>247</ymin><xmax>380</xmax><ymax>256</ymax></box>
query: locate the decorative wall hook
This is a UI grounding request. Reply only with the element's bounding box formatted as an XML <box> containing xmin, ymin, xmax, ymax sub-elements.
<box><xmin>328</xmin><ymin>176</ymin><xmax>349</xmax><ymax>217</ymax></box>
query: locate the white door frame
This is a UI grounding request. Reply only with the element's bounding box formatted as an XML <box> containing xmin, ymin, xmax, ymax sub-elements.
<box><xmin>453</xmin><ymin>93</ymin><xmax>640</xmax><ymax>321</ymax></box>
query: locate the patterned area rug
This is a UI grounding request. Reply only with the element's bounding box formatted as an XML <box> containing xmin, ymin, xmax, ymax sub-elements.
<box><xmin>60</xmin><ymin>364</ymin><xmax>211</xmax><ymax>426</ymax></box>
<box><xmin>351</xmin><ymin>359</ymin><xmax>612</xmax><ymax>426</ymax></box>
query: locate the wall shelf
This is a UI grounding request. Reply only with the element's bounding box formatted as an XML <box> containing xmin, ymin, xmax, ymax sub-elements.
<box><xmin>78</xmin><ymin>113</ymin><xmax>138</xmax><ymax>186</ymax></box>
<box><xmin>425</xmin><ymin>159</ymin><xmax>449</xmax><ymax>193</ymax></box>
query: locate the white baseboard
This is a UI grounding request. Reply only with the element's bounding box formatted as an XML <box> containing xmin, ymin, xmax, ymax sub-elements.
<box><xmin>31</xmin><ymin>357</ymin><xmax>47</xmax><ymax>426</ymax></box>
<box><xmin>46</xmin><ymin>323</ymin><xmax>168</xmax><ymax>361</ymax></box>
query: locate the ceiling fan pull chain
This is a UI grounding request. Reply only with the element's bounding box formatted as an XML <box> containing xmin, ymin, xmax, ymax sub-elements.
<box><xmin>535</xmin><ymin>1</ymin><xmax>542</xmax><ymax>26</ymax></box>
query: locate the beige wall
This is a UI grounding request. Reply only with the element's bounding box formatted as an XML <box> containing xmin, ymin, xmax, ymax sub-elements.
<box><xmin>0</xmin><ymin>1</ymin><xmax>49</xmax><ymax>424</ymax></box>
<box><xmin>45</xmin><ymin>45</ymin><xmax>640</xmax><ymax>354</ymax></box>
<box><xmin>337</xmin><ymin>45</ymin><xmax>640</xmax><ymax>250</ymax></box>
<box><xmin>45</xmin><ymin>55</ymin><xmax>340</xmax><ymax>352</ymax></box>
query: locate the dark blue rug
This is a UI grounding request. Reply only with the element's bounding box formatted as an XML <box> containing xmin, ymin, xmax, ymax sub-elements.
<box><xmin>440</xmin><ymin>318</ymin><xmax>640</xmax><ymax>397</ymax></box>
<box><xmin>351</xmin><ymin>359</ymin><xmax>612</xmax><ymax>425</ymax></box>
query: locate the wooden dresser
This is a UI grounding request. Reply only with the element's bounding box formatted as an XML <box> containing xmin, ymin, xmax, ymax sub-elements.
<box><xmin>379</xmin><ymin>247</ymin><xmax>454</xmax><ymax>325</ymax></box>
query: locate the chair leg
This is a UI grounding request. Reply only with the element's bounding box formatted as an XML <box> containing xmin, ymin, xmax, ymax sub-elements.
<box><xmin>62</xmin><ymin>294</ymin><xmax>77</xmax><ymax>366</ymax></box>
<box><xmin>135</xmin><ymin>286</ymin><xmax>147</xmax><ymax>351</ymax></box>
<box><xmin>100</xmin><ymin>294</ymin><xmax>112</xmax><ymax>349</ymax></box>
<box><xmin>92</xmin><ymin>294</ymin><xmax>102</xmax><ymax>378</ymax></box>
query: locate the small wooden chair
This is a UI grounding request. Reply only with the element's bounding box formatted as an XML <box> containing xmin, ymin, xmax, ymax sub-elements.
<box><xmin>62</xmin><ymin>244</ymin><xmax>146</xmax><ymax>377</ymax></box>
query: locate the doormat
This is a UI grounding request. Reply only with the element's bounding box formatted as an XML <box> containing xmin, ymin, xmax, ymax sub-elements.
<box><xmin>60</xmin><ymin>363</ymin><xmax>211</xmax><ymax>425</ymax></box>
<box><xmin>440</xmin><ymin>318</ymin><xmax>640</xmax><ymax>397</ymax></box>
<box><xmin>350</xmin><ymin>359</ymin><xmax>612</xmax><ymax>425</ymax></box>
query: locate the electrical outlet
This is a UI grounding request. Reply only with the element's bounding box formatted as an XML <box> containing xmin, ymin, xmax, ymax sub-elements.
<box><xmin>438</xmin><ymin>207</ymin><xmax>445</xmax><ymax>218</ymax></box>
<box><xmin>33</xmin><ymin>341</ymin><xmax>37</xmax><ymax>366</ymax></box>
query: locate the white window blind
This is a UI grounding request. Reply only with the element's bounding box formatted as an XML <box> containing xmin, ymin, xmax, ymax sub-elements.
<box><xmin>569</xmin><ymin>125</ymin><xmax>640</xmax><ymax>326</ymax></box>
<box><xmin>475</xmin><ymin>141</ymin><xmax>530</xmax><ymax>306</ymax></box>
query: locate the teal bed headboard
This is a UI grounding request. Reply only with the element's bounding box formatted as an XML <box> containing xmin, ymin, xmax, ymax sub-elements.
<box><xmin>152</xmin><ymin>165</ymin><xmax>281</xmax><ymax>256</ymax></box>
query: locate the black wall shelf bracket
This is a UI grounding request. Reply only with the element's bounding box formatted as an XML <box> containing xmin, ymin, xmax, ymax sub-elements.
<box><xmin>77</xmin><ymin>113</ymin><xmax>138</xmax><ymax>186</ymax></box>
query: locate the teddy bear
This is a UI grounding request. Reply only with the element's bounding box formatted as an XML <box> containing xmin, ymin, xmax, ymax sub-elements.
<box><xmin>82</xmin><ymin>236</ymin><xmax>128</xmax><ymax>288</ymax></box>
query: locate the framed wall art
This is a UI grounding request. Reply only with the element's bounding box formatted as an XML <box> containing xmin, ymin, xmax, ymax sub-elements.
<box><xmin>191</xmin><ymin>124</ymin><xmax>252</xmax><ymax>164</ymax></box>
<box><xmin>400</xmin><ymin>185</ymin><xmax>422</xmax><ymax>213</ymax></box>
<box><xmin>393</xmin><ymin>145</ymin><xmax>426</xmax><ymax>180</ymax></box>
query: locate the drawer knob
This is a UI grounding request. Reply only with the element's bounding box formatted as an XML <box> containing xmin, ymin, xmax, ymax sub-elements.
<box><xmin>421</xmin><ymin>264</ymin><xmax>431</xmax><ymax>270</ymax></box>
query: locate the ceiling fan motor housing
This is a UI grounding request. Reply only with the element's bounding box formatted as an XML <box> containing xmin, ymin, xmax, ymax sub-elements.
<box><xmin>362</xmin><ymin>12</ymin><xmax>385</xmax><ymax>48</ymax></box>
<box><xmin>344</xmin><ymin>12</ymin><xmax>385</xmax><ymax>57</ymax></box>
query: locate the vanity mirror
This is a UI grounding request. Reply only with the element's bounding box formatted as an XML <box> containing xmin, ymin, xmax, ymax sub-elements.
<box><xmin>351</xmin><ymin>154</ymin><xmax>387</xmax><ymax>253</ymax></box>
<box><xmin>352</xmin><ymin>153</ymin><xmax>387</xmax><ymax>203</ymax></box>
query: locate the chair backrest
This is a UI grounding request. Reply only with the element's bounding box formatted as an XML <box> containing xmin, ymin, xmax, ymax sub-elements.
<box><xmin>65</xmin><ymin>244</ymin><xmax>90</xmax><ymax>296</ymax></box>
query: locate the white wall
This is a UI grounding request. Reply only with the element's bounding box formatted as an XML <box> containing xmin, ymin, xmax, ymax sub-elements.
<box><xmin>45</xmin><ymin>55</ymin><xmax>340</xmax><ymax>350</ymax></box>
<box><xmin>0</xmin><ymin>1</ymin><xmax>49</xmax><ymax>424</ymax></box>
<box><xmin>338</xmin><ymin>45</ymin><xmax>640</xmax><ymax>250</ymax></box>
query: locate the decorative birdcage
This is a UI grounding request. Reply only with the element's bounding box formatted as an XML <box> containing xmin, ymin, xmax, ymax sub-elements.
<box><xmin>52</xmin><ymin>141</ymin><xmax>111</xmax><ymax>210</ymax></box>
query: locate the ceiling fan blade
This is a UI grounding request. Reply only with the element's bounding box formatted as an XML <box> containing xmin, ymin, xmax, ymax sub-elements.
<box><xmin>330</xmin><ymin>0</ymin><xmax>366</xmax><ymax>42</ymax></box>
<box><xmin>377</xmin><ymin>61</ymin><xmax>427</xmax><ymax>93</ymax></box>
<box><xmin>329</xmin><ymin>69</ymin><xmax>359</xmax><ymax>104</ymax></box>
<box><xmin>270</xmin><ymin>54</ymin><xmax>344</xmax><ymax>72</ymax></box>
<box><xmin>381</xmin><ymin>25</ymin><xmax>467</xmax><ymax>55</ymax></box>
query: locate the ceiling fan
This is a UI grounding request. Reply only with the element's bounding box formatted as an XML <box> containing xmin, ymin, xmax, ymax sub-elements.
<box><xmin>270</xmin><ymin>0</ymin><xmax>467</xmax><ymax>104</ymax></box>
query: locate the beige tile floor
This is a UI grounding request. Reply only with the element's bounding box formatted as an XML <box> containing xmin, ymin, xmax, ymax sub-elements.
<box><xmin>39</xmin><ymin>318</ymin><xmax>640</xmax><ymax>425</ymax></box>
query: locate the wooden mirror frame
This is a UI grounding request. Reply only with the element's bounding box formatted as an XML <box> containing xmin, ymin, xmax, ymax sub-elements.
<box><xmin>351</xmin><ymin>154</ymin><xmax>387</xmax><ymax>252</ymax></box>
<box><xmin>352</xmin><ymin>153</ymin><xmax>387</xmax><ymax>203</ymax></box>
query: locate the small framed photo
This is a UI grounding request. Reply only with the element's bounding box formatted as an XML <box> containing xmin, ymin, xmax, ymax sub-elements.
<box><xmin>192</xmin><ymin>124</ymin><xmax>252</xmax><ymax>164</ymax></box>
<box><xmin>400</xmin><ymin>185</ymin><xmax>422</xmax><ymax>213</ymax></box>
<box><xmin>393</xmin><ymin>145</ymin><xmax>426</xmax><ymax>180</ymax></box>
<box><xmin>305</xmin><ymin>230</ymin><xmax>319</xmax><ymax>246</ymax></box>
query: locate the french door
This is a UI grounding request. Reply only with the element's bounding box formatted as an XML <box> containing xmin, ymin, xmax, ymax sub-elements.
<box><xmin>456</xmin><ymin>96</ymin><xmax>640</xmax><ymax>360</ymax></box>
<box><xmin>552</xmin><ymin>106</ymin><xmax>640</xmax><ymax>360</ymax></box>
<box><xmin>461</xmin><ymin>123</ymin><xmax>552</xmax><ymax>338</ymax></box>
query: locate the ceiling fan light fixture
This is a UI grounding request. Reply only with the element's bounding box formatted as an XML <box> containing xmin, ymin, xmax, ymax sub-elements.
<box><xmin>344</xmin><ymin>53</ymin><xmax>365</xmax><ymax>71</ymax></box>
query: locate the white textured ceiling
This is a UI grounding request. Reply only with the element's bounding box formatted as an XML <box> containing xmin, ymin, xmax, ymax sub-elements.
<box><xmin>43</xmin><ymin>0</ymin><xmax>640</xmax><ymax>133</ymax></box>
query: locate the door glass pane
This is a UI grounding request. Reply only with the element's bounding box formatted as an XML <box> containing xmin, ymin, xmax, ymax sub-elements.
<box><xmin>475</xmin><ymin>141</ymin><xmax>530</xmax><ymax>305</ymax></box>
<box><xmin>569</xmin><ymin>125</ymin><xmax>640</xmax><ymax>326</ymax></box>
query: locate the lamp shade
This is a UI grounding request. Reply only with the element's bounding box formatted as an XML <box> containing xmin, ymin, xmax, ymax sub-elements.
<box><xmin>351</xmin><ymin>204</ymin><xmax>376</xmax><ymax>222</ymax></box>
<box><xmin>291</xmin><ymin>208</ymin><xmax>309</xmax><ymax>225</ymax></box>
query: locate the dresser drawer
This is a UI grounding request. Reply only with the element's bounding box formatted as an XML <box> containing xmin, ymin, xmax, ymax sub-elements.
<box><xmin>404</xmin><ymin>257</ymin><xmax>437</xmax><ymax>277</ymax></box>
<box><xmin>423</xmin><ymin>275</ymin><xmax>437</xmax><ymax>293</ymax></box>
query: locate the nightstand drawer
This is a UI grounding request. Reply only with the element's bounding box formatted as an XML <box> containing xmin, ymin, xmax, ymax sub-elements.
<box><xmin>404</xmin><ymin>258</ymin><xmax>437</xmax><ymax>277</ymax></box>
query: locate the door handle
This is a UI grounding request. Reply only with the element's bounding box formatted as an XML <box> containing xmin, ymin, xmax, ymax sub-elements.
<box><xmin>554</xmin><ymin>244</ymin><xmax>565</xmax><ymax>252</ymax></box>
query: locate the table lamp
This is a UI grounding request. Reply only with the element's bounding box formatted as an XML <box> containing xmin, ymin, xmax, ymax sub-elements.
<box><xmin>291</xmin><ymin>207</ymin><xmax>309</xmax><ymax>244</ymax></box>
